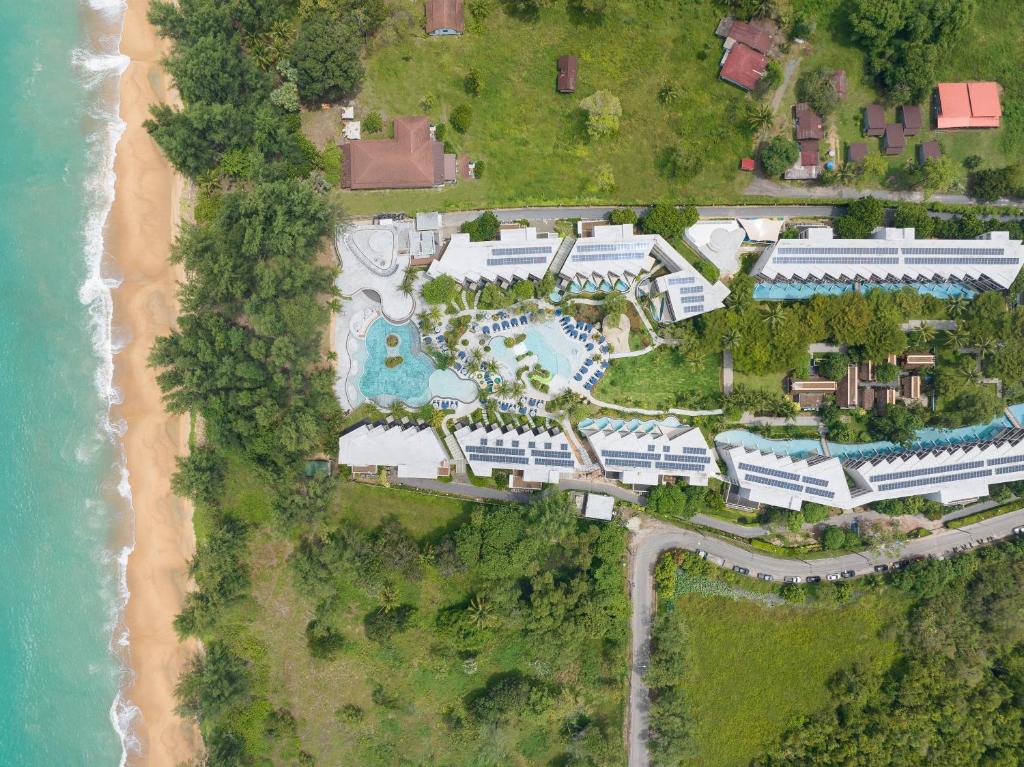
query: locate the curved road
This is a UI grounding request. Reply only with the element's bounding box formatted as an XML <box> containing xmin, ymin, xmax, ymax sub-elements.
<box><xmin>626</xmin><ymin>508</ymin><xmax>1024</xmax><ymax>767</ymax></box>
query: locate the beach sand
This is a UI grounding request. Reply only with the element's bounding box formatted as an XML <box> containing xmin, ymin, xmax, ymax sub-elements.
<box><xmin>108</xmin><ymin>1</ymin><xmax>201</xmax><ymax>764</ymax></box>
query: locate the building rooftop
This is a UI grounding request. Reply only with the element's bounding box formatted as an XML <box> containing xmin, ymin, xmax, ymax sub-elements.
<box><xmin>937</xmin><ymin>81</ymin><xmax>1002</xmax><ymax>128</ymax></box>
<box><xmin>917</xmin><ymin>140</ymin><xmax>942</xmax><ymax>163</ymax></box>
<box><xmin>455</xmin><ymin>424</ymin><xmax>582</xmax><ymax>484</ymax></box>
<box><xmin>341</xmin><ymin>117</ymin><xmax>456</xmax><ymax>190</ymax></box>
<box><xmin>716</xmin><ymin>441</ymin><xmax>852</xmax><ymax>511</ymax></box>
<box><xmin>863</xmin><ymin>104</ymin><xmax>885</xmax><ymax>135</ymax></box>
<box><xmin>557</xmin><ymin>55</ymin><xmax>578</xmax><ymax>93</ymax></box>
<box><xmin>719</xmin><ymin>43</ymin><xmax>767</xmax><ymax>91</ymax></box>
<box><xmin>883</xmin><ymin>123</ymin><xmax>905</xmax><ymax>153</ymax></box>
<box><xmin>338</xmin><ymin>421</ymin><xmax>448</xmax><ymax>479</ymax></box>
<box><xmin>847</xmin><ymin>142</ymin><xmax>868</xmax><ymax>163</ymax></box>
<box><xmin>899</xmin><ymin>104</ymin><xmax>922</xmax><ymax>133</ymax></box>
<box><xmin>799</xmin><ymin>139</ymin><xmax>820</xmax><ymax>167</ymax></box>
<box><xmin>427</xmin><ymin>227</ymin><xmax>561</xmax><ymax>285</ymax></box>
<box><xmin>718</xmin><ymin>18</ymin><xmax>773</xmax><ymax>53</ymax></box>
<box><xmin>425</xmin><ymin>0</ymin><xmax>464</xmax><ymax>33</ymax></box>
<box><xmin>584</xmin><ymin>494</ymin><xmax>615</xmax><ymax>520</ymax></box>
<box><xmin>794</xmin><ymin>102</ymin><xmax>824</xmax><ymax>140</ymax></box>
<box><xmin>580</xmin><ymin>418</ymin><xmax>714</xmax><ymax>487</ymax></box>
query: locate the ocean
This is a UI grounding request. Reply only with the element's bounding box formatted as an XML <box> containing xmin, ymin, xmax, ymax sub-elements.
<box><xmin>0</xmin><ymin>0</ymin><xmax>131</xmax><ymax>764</ymax></box>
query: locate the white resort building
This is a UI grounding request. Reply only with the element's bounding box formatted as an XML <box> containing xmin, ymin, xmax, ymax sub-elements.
<box><xmin>338</xmin><ymin>421</ymin><xmax>450</xmax><ymax>479</ymax></box>
<box><xmin>561</xmin><ymin>224</ymin><xmax>730</xmax><ymax>320</ymax></box>
<box><xmin>427</xmin><ymin>227</ymin><xmax>562</xmax><ymax>287</ymax></box>
<box><xmin>717</xmin><ymin>427</ymin><xmax>1024</xmax><ymax>510</ymax></box>
<box><xmin>455</xmin><ymin>424</ymin><xmax>582</xmax><ymax>485</ymax></box>
<box><xmin>750</xmin><ymin>226</ymin><xmax>1024</xmax><ymax>300</ymax></box>
<box><xmin>580</xmin><ymin>418</ymin><xmax>716</xmax><ymax>486</ymax></box>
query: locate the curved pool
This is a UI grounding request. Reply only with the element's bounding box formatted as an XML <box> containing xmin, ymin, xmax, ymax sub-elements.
<box><xmin>353</xmin><ymin>319</ymin><xmax>477</xmax><ymax>408</ymax></box>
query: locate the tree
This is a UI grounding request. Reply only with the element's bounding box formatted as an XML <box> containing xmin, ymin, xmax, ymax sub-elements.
<box><xmin>875</xmin><ymin>361</ymin><xmax>900</xmax><ymax>383</ymax></box>
<box><xmin>464</xmin><ymin>68</ymin><xmax>482</xmax><ymax>96</ymax></box>
<box><xmin>171</xmin><ymin>445</ymin><xmax>226</xmax><ymax>507</ymax></box>
<box><xmin>459</xmin><ymin>211</ymin><xmax>501</xmax><ymax>241</ymax></box>
<box><xmin>818</xmin><ymin>352</ymin><xmax>851</xmax><ymax>381</ymax></box>
<box><xmin>421</xmin><ymin>274</ymin><xmax>460</xmax><ymax>305</ymax></box>
<box><xmin>868</xmin><ymin>402</ymin><xmax>924</xmax><ymax>444</ymax></box>
<box><xmin>602</xmin><ymin>292</ymin><xmax>629</xmax><ymax>325</ymax></box>
<box><xmin>641</xmin><ymin>203</ymin><xmax>695</xmax><ymax>240</ymax></box>
<box><xmin>609</xmin><ymin>207</ymin><xmax>638</xmax><ymax>225</ymax></box>
<box><xmin>293</xmin><ymin>14</ymin><xmax>365</xmax><ymax>103</ymax></box>
<box><xmin>834</xmin><ymin>196</ymin><xmax>885</xmax><ymax>239</ymax></box>
<box><xmin>362</xmin><ymin>110</ymin><xmax>383</xmax><ymax>134</ymax></box>
<box><xmin>892</xmin><ymin>201</ymin><xmax>935</xmax><ymax>238</ymax></box>
<box><xmin>745</xmin><ymin>103</ymin><xmax>775</xmax><ymax>136</ymax></box>
<box><xmin>795</xmin><ymin>67</ymin><xmax>840</xmax><ymax>116</ymax></box>
<box><xmin>969</xmin><ymin>164</ymin><xmax>1023</xmax><ymax>201</ymax></box>
<box><xmin>921</xmin><ymin>155</ymin><xmax>958</xmax><ymax>193</ymax></box>
<box><xmin>759</xmin><ymin>136</ymin><xmax>798</xmax><ymax>178</ymax></box>
<box><xmin>579</xmin><ymin>90</ymin><xmax>622</xmax><ymax>140</ymax></box>
<box><xmin>449</xmin><ymin>103</ymin><xmax>473</xmax><ymax>133</ymax></box>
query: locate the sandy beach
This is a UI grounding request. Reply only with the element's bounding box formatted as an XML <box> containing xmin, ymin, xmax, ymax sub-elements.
<box><xmin>108</xmin><ymin>1</ymin><xmax>201</xmax><ymax>764</ymax></box>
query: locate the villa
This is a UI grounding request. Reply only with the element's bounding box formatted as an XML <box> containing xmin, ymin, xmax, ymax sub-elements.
<box><xmin>561</xmin><ymin>223</ymin><xmax>730</xmax><ymax>320</ymax></box>
<box><xmin>341</xmin><ymin>116</ymin><xmax>457</xmax><ymax>190</ymax></box>
<box><xmin>338</xmin><ymin>421</ymin><xmax>450</xmax><ymax>479</ymax></box>
<box><xmin>580</xmin><ymin>418</ymin><xmax>715</xmax><ymax>487</ymax></box>
<box><xmin>750</xmin><ymin>226</ymin><xmax>1024</xmax><ymax>300</ymax></box>
<box><xmin>717</xmin><ymin>426</ymin><xmax>1024</xmax><ymax>511</ymax></box>
<box><xmin>936</xmin><ymin>81</ymin><xmax>1002</xmax><ymax>129</ymax></box>
<box><xmin>455</xmin><ymin>424</ymin><xmax>583</xmax><ymax>485</ymax></box>
<box><xmin>427</xmin><ymin>227</ymin><xmax>562</xmax><ymax>287</ymax></box>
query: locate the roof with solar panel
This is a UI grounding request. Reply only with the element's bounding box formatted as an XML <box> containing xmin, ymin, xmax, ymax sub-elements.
<box><xmin>455</xmin><ymin>424</ymin><xmax>582</xmax><ymax>484</ymax></box>
<box><xmin>579</xmin><ymin>417</ymin><xmax>716</xmax><ymax>486</ymax></box>
<box><xmin>751</xmin><ymin>226</ymin><xmax>1023</xmax><ymax>292</ymax></box>
<box><xmin>427</xmin><ymin>227</ymin><xmax>562</xmax><ymax>285</ymax></box>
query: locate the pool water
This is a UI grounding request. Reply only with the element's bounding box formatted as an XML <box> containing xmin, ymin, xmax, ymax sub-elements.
<box><xmin>488</xmin><ymin>320</ymin><xmax>590</xmax><ymax>384</ymax></box>
<box><xmin>715</xmin><ymin>429</ymin><xmax>824</xmax><ymax>458</ymax></box>
<box><xmin>354</xmin><ymin>319</ymin><xmax>476</xmax><ymax>407</ymax></box>
<box><xmin>753</xmin><ymin>281</ymin><xmax>977</xmax><ymax>301</ymax></box>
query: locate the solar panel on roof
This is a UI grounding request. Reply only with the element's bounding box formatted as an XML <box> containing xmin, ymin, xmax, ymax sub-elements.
<box><xmin>777</xmin><ymin>247</ymin><xmax>899</xmax><ymax>255</ymax></box>
<box><xmin>739</xmin><ymin>462</ymin><xmax>801</xmax><ymax>482</ymax></box>
<box><xmin>743</xmin><ymin>473</ymin><xmax>803</xmax><ymax>493</ymax></box>
<box><xmin>486</xmin><ymin>255</ymin><xmax>550</xmax><ymax>267</ymax></box>
<box><xmin>490</xmin><ymin>246</ymin><xmax>553</xmax><ymax>256</ymax></box>
<box><xmin>870</xmin><ymin>459</ymin><xmax>985</xmax><ymax>484</ymax></box>
<box><xmin>989</xmin><ymin>455</ymin><xmax>1024</xmax><ymax>467</ymax></box>
<box><xmin>901</xmin><ymin>247</ymin><xmax>1004</xmax><ymax>256</ymax></box>
<box><xmin>877</xmin><ymin>468</ymin><xmax>990</xmax><ymax>492</ymax></box>
<box><xmin>667</xmin><ymin>276</ymin><xmax>695</xmax><ymax>285</ymax></box>
<box><xmin>904</xmin><ymin>257</ymin><xmax>1018</xmax><ymax>265</ymax></box>
<box><xmin>774</xmin><ymin>256</ymin><xmax>899</xmax><ymax>265</ymax></box>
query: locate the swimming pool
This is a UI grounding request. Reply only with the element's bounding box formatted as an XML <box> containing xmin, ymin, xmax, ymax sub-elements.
<box><xmin>352</xmin><ymin>318</ymin><xmax>477</xmax><ymax>408</ymax></box>
<box><xmin>715</xmin><ymin>429</ymin><xmax>824</xmax><ymax>458</ymax></box>
<box><xmin>753</xmin><ymin>280</ymin><xmax>977</xmax><ymax>301</ymax></box>
<box><xmin>488</xmin><ymin>320</ymin><xmax>591</xmax><ymax>383</ymax></box>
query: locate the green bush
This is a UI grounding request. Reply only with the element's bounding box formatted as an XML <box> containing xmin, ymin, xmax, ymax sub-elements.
<box><xmin>450</xmin><ymin>104</ymin><xmax>473</xmax><ymax>133</ymax></box>
<box><xmin>759</xmin><ymin>136</ymin><xmax>799</xmax><ymax>178</ymax></box>
<box><xmin>363</xmin><ymin>110</ymin><xmax>383</xmax><ymax>134</ymax></box>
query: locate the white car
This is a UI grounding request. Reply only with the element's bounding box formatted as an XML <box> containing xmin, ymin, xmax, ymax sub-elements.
<box><xmin>783</xmin><ymin>576</ymin><xmax>802</xmax><ymax>584</ymax></box>
<box><xmin>826</xmin><ymin>573</ymin><xmax>840</xmax><ymax>581</ymax></box>
<box><xmin>1013</xmin><ymin>526</ymin><xmax>1024</xmax><ymax>535</ymax></box>
<box><xmin>696</xmin><ymin>549</ymin><xmax>708</xmax><ymax>559</ymax></box>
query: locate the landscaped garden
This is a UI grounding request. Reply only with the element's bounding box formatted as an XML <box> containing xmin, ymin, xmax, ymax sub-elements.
<box><xmin>593</xmin><ymin>349</ymin><xmax>721</xmax><ymax>410</ymax></box>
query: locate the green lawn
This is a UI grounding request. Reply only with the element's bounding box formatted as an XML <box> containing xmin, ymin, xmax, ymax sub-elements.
<box><xmin>674</xmin><ymin>591</ymin><xmax>904</xmax><ymax>766</ymax></box>
<box><xmin>593</xmin><ymin>349</ymin><xmax>721</xmax><ymax>409</ymax></box>
<box><xmin>343</xmin><ymin>0</ymin><xmax>753</xmax><ymax>215</ymax></box>
<box><xmin>732</xmin><ymin>368</ymin><xmax>784</xmax><ymax>394</ymax></box>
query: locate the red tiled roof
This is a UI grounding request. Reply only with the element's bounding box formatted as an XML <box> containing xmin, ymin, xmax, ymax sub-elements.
<box><xmin>794</xmin><ymin>102</ymin><xmax>824</xmax><ymax>140</ymax></box>
<box><xmin>799</xmin><ymin>139</ymin><xmax>820</xmax><ymax>168</ymax></box>
<box><xmin>917</xmin><ymin>140</ymin><xmax>942</xmax><ymax>163</ymax></box>
<box><xmin>342</xmin><ymin>117</ymin><xmax>447</xmax><ymax>190</ymax></box>
<box><xmin>425</xmin><ymin>0</ymin><xmax>464</xmax><ymax>33</ymax></box>
<box><xmin>847</xmin><ymin>142</ymin><xmax>868</xmax><ymax>162</ymax></box>
<box><xmin>557</xmin><ymin>55</ymin><xmax>577</xmax><ymax>93</ymax></box>
<box><xmin>725</xmin><ymin>19</ymin><xmax>773</xmax><ymax>53</ymax></box>
<box><xmin>937</xmin><ymin>82</ymin><xmax>1002</xmax><ymax>128</ymax></box>
<box><xmin>739</xmin><ymin>157</ymin><xmax>756</xmax><ymax>171</ymax></box>
<box><xmin>719</xmin><ymin>43</ymin><xmax>766</xmax><ymax>91</ymax></box>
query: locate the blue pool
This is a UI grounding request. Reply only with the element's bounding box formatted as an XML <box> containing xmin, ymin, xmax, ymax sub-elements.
<box><xmin>715</xmin><ymin>429</ymin><xmax>824</xmax><ymax>458</ymax></box>
<box><xmin>354</xmin><ymin>319</ymin><xmax>477</xmax><ymax>408</ymax></box>
<box><xmin>490</xmin><ymin>320</ymin><xmax>589</xmax><ymax>382</ymax></box>
<box><xmin>753</xmin><ymin>280</ymin><xmax>977</xmax><ymax>301</ymax></box>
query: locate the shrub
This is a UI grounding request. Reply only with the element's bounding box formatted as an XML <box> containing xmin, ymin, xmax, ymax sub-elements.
<box><xmin>472</xmin><ymin>160</ymin><xmax>485</xmax><ymax>178</ymax></box>
<box><xmin>450</xmin><ymin>104</ymin><xmax>473</xmax><ymax>133</ymax></box>
<box><xmin>795</xmin><ymin>67</ymin><xmax>840</xmax><ymax>116</ymax></box>
<box><xmin>459</xmin><ymin>211</ymin><xmax>501</xmax><ymax>241</ymax></box>
<box><xmin>608</xmin><ymin>207</ymin><xmax>638</xmax><ymax>225</ymax></box>
<box><xmin>759</xmin><ymin>136</ymin><xmax>799</xmax><ymax>178</ymax></box>
<box><xmin>305</xmin><ymin>618</ymin><xmax>347</xmax><ymax>659</ymax></box>
<box><xmin>641</xmin><ymin>203</ymin><xmax>697</xmax><ymax>240</ymax></box>
<box><xmin>270</xmin><ymin>81</ymin><xmax>299</xmax><ymax>112</ymax></box>
<box><xmin>363</xmin><ymin>110</ymin><xmax>383</xmax><ymax>134</ymax></box>
<box><xmin>422</xmin><ymin>274</ymin><xmax>461</xmax><ymax>305</ymax></box>
<box><xmin>464</xmin><ymin>68</ymin><xmax>482</xmax><ymax>96</ymax></box>
<box><xmin>579</xmin><ymin>90</ymin><xmax>622</xmax><ymax>140</ymax></box>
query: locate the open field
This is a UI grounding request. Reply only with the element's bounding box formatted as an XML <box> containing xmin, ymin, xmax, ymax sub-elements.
<box><xmin>674</xmin><ymin>590</ymin><xmax>904</xmax><ymax>766</ymax></box>
<box><xmin>594</xmin><ymin>349</ymin><xmax>721</xmax><ymax>409</ymax></box>
<box><xmin>344</xmin><ymin>0</ymin><xmax>754</xmax><ymax>215</ymax></box>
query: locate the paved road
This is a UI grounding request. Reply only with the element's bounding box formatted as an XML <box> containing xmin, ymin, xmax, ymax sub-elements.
<box><xmin>393</xmin><ymin>477</ymin><xmax>527</xmax><ymax>502</ymax></box>
<box><xmin>744</xmin><ymin>179</ymin><xmax>1024</xmax><ymax>212</ymax></box>
<box><xmin>441</xmin><ymin>205</ymin><xmax>841</xmax><ymax>226</ymax></box>
<box><xmin>625</xmin><ymin>508</ymin><xmax>1024</xmax><ymax>767</ymax></box>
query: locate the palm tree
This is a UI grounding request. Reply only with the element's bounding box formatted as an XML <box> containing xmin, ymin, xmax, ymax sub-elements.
<box><xmin>378</xmin><ymin>581</ymin><xmax>400</xmax><ymax>615</ymax></box>
<box><xmin>945</xmin><ymin>327</ymin><xmax>970</xmax><ymax>351</ymax></box>
<box><xmin>468</xmin><ymin>348</ymin><xmax>485</xmax><ymax>371</ymax></box>
<box><xmin>761</xmin><ymin>303</ymin><xmax>787</xmax><ymax>332</ymax></box>
<box><xmin>745</xmin><ymin>104</ymin><xmax>774</xmax><ymax>136</ymax></box>
<box><xmin>913</xmin><ymin>323</ymin><xmax>937</xmax><ymax>349</ymax></box>
<box><xmin>974</xmin><ymin>335</ymin><xmax>998</xmax><ymax>362</ymax></box>
<box><xmin>947</xmin><ymin>295</ymin><xmax>969</xmax><ymax>319</ymax></box>
<box><xmin>465</xmin><ymin>595</ymin><xmax>492</xmax><ymax>628</ymax></box>
<box><xmin>955</xmin><ymin>356</ymin><xmax>982</xmax><ymax>386</ymax></box>
<box><xmin>720</xmin><ymin>329</ymin><xmax>741</xmax><ymax>351</ymax></box>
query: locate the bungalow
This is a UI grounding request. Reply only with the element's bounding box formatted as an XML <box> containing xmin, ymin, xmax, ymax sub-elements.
<box><xmin>917</xmin><ymin>140</ymin><xmax>942</xmax><ymax>164</ymax></box>
<box><xmin>794</xmin><ymin>102</ymin><xmax>824</xmax><ymax>140</ymax></box>
<box><xmin>556</xmin><ymin>55</ymin><xmax>578</xmax><ymax>93</ymax></box>
<box><xmin>425</xmin><ymin>0</ymin><xmax>464</xmax><ymax>35</ymax></box>
<box><xmin>338</xmin><ymin>421</ymin><xmax>450</xmax><ymax>479</ymax></box>
<box><xmin>719</xmin><ymin>43</ymin><xmax>767</xmax><ymax>91</ymax></box>
<box><xmin>799</xmin><ymin>139</ymin><xmax>820</xmax><ymax>168</ymax></box>
<box><xmin>863</xmin><ymin>104</ymin><xmax>885</xmax><ymax>137</ymax></box>
<box><xmin>901</xmin><ymin>374</ymin><xmax>922</xmax><ymax>401</ymax></box>
<box><xmin>341</xmin><ymin>116</ymin><xmax>457</xmax><ymax>190</ymax></box>
<box><xmin>883</xmin><ymin>123</ymin><xmax>905</xmax><ymax>155</ymax></box>
<box><xmin>903</xmin><ymin>353</ymin><xmax>936</xmax><ymax>368</ymax></box>
<box><xmin>936</xmin><ymin>82</ymin><xmax>1002</xmax><ymax>129</ymax></box>
<box><xmin>847</xmin><ymin>142</ymin><xmax>868</xmax><ymax>163</ymax></box>
<box><xmin>899</xmin><ymin>104</ymin><xmax>922</xmax><ymax>136</ymax></box>
<box><xmin>789</xmin><ymin>378</ymin><xmax>837</xmax><ymax>409</ymax></box>
<box><xmin>715</xmin><ymin>17</ymin><xmax>774</xmax><ymax>54</ymax></box>
<box><xmin>837</xmin><ymin>364</ymin><xmax>860</xmax><ymax>409</ymax></box>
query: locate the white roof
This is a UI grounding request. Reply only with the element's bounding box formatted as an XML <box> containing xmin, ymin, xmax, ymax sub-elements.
<box><xmin>455</xmin><ymin>424</ymin><xmax>581</xmax><ymax>484</ymax></box>
<box><xmin>415</xmin><ymin>212</ymin><xmax>443</xmax><ymax>231</ymax></box>
<box><xmin>716</xmin><ymin>441</ymin><xmax>852</xmax><ymax>511</ymax></box>
<box><xmin>751</xmin><ymin>227</ymin><xmax>1023</xmax><ymax>290</ymax></box>
<box><xmin>737</xmin><ymin>217</ymin><xmax>784</xmax><ymax>243</ymax></box>
<box><xmin>683</xmin><ymin>220</ymin><xmax>745</xmax><ymax>277</ymax></box>
<box><xmin>338</xmin><ymin>422</ymin><xmax>448</xmax><ymax>479</ymax></box>
<box><xmin>653</xmin><ymin>273</ymin><xmax>730</xmax><ymax>323</ymax></box>
<box><xmin>581</xmin><ymin>419</ymin><xmax>714</xmax><ymax>486</ymax></box>
<box><xmin>717</xmin><ymin>427</ymin><xmax>1024</xmax><ymax>510</ymax></box>
<box><xmin>563</xmin><ymin>224</ymin><xmax>731</xmax><ymax>321</ymax></box>
<box><xmin>584</xmin><ymin>494</ymin><xmax>615</xmax><ymax>520</ymax></box>
<box><xmin>343</xmin><ymin>121</ymin><xmax>361</xmax><ymax>140</ymax></box>
<box><xmin>427</xmin><ymin>227</ymin><xmax>561</xmax><ymax>285</ymax></box>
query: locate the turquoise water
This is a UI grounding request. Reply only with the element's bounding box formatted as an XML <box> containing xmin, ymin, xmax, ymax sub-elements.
<box><xmin>715</xmin><ymin>430</ymin><xmax>824</xmax><ymax>458</ymax></box>
<box><xmin>0</xmin><ymin>1</ymin><xmax>129</xmax><ymax>764</ymax></box>
<box><xmin>753</xmin><ymin>280</ymin><xmax>977</xmax><ymax>301</ymax></box>
<box><xmin>354</xmin><ymin>319</ymin><xmax>477</xmax><ymax>407</ymax></box>
<box><xmin>524</xmin><ymin>322</ymin><xmax>588</xmax><ymax>379</ymax></box>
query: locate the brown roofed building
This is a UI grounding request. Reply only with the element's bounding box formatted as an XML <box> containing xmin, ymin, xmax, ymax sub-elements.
<box><xmin>883</xmin><ymin>387</ymin><xmax>898</xmax><ymax>406</ymax></box>
<box><xmin>901</xmin><ymin>374</ymin><xmax>922</xmax><ymax>401</ymax></box>
<box><xmin>903</xmin><ymin>353</ymin><xmax>936</xmax><ymax>368</ymax></box>
<box><xmin>899</xmin><ymin>104</ymin><xmax>922</xmax><ymax>136</ymax></box>
<box><xmin>426</xmin><ymin>0</ymin><xmax>464</xmax><ymax>35</ymax></box>
<box><xmin>716</xmin><ymin>18</ymin><xmax>773</xmax><ymax>53</ymax></box>
<box><xmin>794</xmin><ymin>102</ymin><xmax>824</xmax><ymax>140</ymax></box>
<box><xmin>719</xmin><ymin>43</ymin><xmax>767</xmax><ymax>91</ymax></box>
<box><xmin>341</xmin><ymin>117</ymin><xmax>456</xmax><ymax>190</ymax></box>
<box><xmin>799</xmin><ymin>139</ymin><xmax>820</xmax><ymax>168</ymax></box>
<box><xmin>556</xmin><ymin>55</ymin><xmax>578</xmax><ymax>93</ymax></box>
<box><xmin>917</xmin><ymin>140</ymin><xmax>942</xmax><ymax>164</ymax></box>
<box><xmin>860</xmin><ymin>386</ymin><xmax>875</xmax><ymax>411</ymax></box>
<box><xmin>847</xmin><ymin>142</ymin><xmax>868</xmax><ymax>163</ymax></box>
<box><xmin>863</xmin><ymin>104</ymin><xmax>885</xmax><ymax>137</ymax></box>
<box><xmin>859</xmin><ymin>360</ymin><xmax>875</xmax><ymax>381</ymax></box>
<box><xmin>883</xmin><ymin>123</ymin><xmax>905</xmax><ymax>155</ymax></box>
<box><xmin>837</xmin><ymin>364</ymin><xmax>860</xmax><ymax>408</ymax></box>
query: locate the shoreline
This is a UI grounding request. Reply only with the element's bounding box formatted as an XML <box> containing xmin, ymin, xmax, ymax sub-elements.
<box><xmin>107</xmin><ymin>1</ymin><xmax>201</xmax><ymax>765</ymax></box>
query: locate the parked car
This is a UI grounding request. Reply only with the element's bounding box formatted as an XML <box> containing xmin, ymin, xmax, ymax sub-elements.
<box><xmin>826</xmin><ymin>573</ymin><xmax>840</xmax><ymax>581</ymax></box>
<box><xmin>696</xmin><ymin>549</ymin><xmax>708</xmax><ymax>559</ymax></box>
<box><xmin>841</xmin><ymin>570</ymin><xmax>856</xmax><ymax>579</ymax></box>
<box><xmin>873</xmin><ymin>564</ymin><xmax>889</xmax><ymax>573</ymax></box>
<box><xmin>783</xmin><ymin>576</ymin><xmax>802</xmax><ymax>584</ymax></box>
<box><xmin>733</xmin><ymin>565</ymin><xmax>750</xmax><ymax>575</ymax></box>
<box><xmin>806</xmin><ymin>575</ymin><xmax>821</xmax><ymax>584</ymax></box>
<box><xmin>1013</xmin><ymin>526</ymin><xmax>1024</xmax><ymax>535</ymax></box>
<box><xmin>757</xmin><ymin>573</ymin><xmax>773</xmax><ymax>581</ymax></box>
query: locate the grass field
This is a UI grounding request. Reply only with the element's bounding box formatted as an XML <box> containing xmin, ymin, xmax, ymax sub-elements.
<box><xmin>674</xmin><ymin>591</ymin><xmax>904</xmax><ymax>766</ymax></box>
<box><xmin>343</xmin><ymin>0</ymin><xmax>753</xmax><ymax>215</ymax></box>
<box><xmin>732</xmin><ymin>368</ymin><xmax>784</xmax><ymax>394</ymax></box>
<box><xmin>594</xmin><ymin>349</ymin><xmax>721</xmax><ymax>409</ymax></box>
